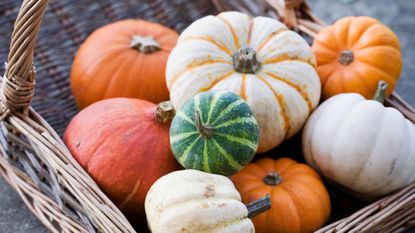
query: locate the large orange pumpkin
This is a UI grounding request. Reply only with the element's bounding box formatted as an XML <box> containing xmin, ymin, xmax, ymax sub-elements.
<box><xmin>312</xmin><ymin>16</ymin><xmax>402</xmax><ymax>100</ymax></box>
<box><xmin>63</xmin><ymin>98</ymin><xmax>181</xmax><ymax>219</ymax></box>
<box><xmin>231</xmin><ymin>157</ymin><xmax>330</xmax><ymax>233</ymax></box>
<box><xmin>71</xmin><ymin>20</ymin><xmax>178</xmax><ymax>109</ymax></box>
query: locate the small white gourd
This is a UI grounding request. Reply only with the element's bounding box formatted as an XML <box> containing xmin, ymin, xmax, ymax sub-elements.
<box><xmin>303</xmin><ymin>81</ymin><xmax>415</xmax><ymax>198</ymax></box>
<box><xmin>145</xmin><ymin>169</ymin><xmax>270</xmax><ymax>233</ymax></box>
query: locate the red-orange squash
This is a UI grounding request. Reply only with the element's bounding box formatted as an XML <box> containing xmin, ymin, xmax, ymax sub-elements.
<box><xmin>71</xmin><ymin>20</ymin><xmax>178</xmax><ymax>109</ymax></box>
<box><xmin>231</xmin><ymin>158</ymin><xmax>331</xmax><ymax>233</ymax></box>
<box><xmin>312</xmin><ymin>16</ymin><xmax>402</xmax><ymax>100</ymax></box>
<box><xmin>63</xmin><ymin>98</ymin><xmax>181</xmax><ymax>219</ymax></box>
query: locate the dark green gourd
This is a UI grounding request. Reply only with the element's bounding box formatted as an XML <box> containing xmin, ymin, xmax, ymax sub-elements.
<box><xmin>170</xmin><ymin>90</ymin><xmax>259</xmax><ymax>176</ymax></box>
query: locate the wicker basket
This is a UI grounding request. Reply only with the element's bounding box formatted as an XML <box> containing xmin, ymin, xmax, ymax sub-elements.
<box><xmin>0</xmin><ymin>0</ymin><xmax>414</xmax><ymax>232</ymax></box>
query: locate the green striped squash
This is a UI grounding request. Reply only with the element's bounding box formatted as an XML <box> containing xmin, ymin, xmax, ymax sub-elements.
<box><xmin>170</xmin><ymin>90</ymin><xmax>259</xmax><ymax>176</ymax></box>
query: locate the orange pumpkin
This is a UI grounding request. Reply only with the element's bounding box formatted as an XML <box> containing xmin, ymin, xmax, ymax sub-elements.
<box><xmin>71</xmin><ymin>20</ymin><xmax>178</xmax><ymax>109</ymax></box>
<box><xmin>312</xmin><ymin>16</ymin><xmax>402</xmax><ymax>100</ymax></box>
<box><xmin>231</xmin><ymin>158</ymin><xmax>330</xmax><ymax>233</ymax></box>
<box><xmin>63</xmin><ymin>98</ymin><xmax>181</xmax><ymax>220</ymax></box>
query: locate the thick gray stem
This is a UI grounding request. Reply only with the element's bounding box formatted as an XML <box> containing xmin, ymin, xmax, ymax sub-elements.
<box><xmin>374</xmin><ymin>80</ymin><xmax>388</xmax><ymax>103</ymax></box>
<box><xmin>246</xmin><ymin>194</ymin><xmax>271</xmax><ymax>218</ymax></box>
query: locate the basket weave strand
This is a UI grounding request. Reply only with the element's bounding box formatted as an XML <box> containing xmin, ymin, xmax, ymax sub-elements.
<box><xmin>0</xmin><ymin>0</ymin><xmax>138</xmax><ymax>231</ymax></box>
<box><xmin>0</xmin><ymin>0</ymin><xmax>414</xmax><ymax>232</ymax></box>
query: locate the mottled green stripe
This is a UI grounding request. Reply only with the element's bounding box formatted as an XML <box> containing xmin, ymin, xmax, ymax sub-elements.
<box><xmin>211</xmin><ymin>99</ymin><xmax>245</xmax><ymax>125</ymax></box>
<box><xmin>207</xmin><ymin>92</ymin><xmax>222</xmax><ymax>123</ymax></box>
<box><xmin>214</xmin><ymin>116</ymin><xmax>257</xmax><ymax>128</ymax></box>
<box><xmin>176</xmin><ymin>111</ymin><xmax>195</xmax><ymax>126</ymax></box>
<box><xmin>203</xmin><ymin>140</ymin><xmax>211</xmax><ymax>173</ymax></box>
<box><xmin>179</xmin><ymin>135</ymin><xmax>201</xmax><ymax>164</ymax></box>
<box><xmin>170</xmin><ymin>131</ymin><xmax>198</xmax><ymax>144</ymax></box>
<box><xmin>212</xmin><ymin>138</ymin><xmax>243</xmax><ymax>170</ymax></box>
<box><xmin>215</xmin><ymin>132</ymin><xmax>257</xmax><ymax>151</ymax></box>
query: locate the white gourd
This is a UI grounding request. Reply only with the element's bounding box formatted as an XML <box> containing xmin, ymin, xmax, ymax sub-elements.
<box><xmin>166</xmin><ymin>11</ymin><xmax>321</xmax><ymax>153</ymax></box>
<box><xmin>302</xmin><ymin>82</ymin><xmax>415</xmax><ymax>198</ymax></box>
<box><xmin>145</xmin><ymin>170</ymin><xmax>270</xmax><ymax>233</ymax></box>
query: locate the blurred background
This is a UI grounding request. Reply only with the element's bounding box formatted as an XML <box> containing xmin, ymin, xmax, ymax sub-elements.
<box><xmin>0</xmin><ymin>0</ymin><xmax>414</xmax><ymax>232</ymax></box>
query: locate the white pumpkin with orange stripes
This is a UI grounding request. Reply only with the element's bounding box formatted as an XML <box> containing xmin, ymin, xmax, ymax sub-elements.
<box><xmin>166</xmin><ymin>11</ymin><xmax>321</xmax><ymax>152</ymax></box>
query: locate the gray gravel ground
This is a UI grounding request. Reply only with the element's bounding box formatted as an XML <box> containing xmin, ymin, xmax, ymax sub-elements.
<box><xmin>0</xmin><ymin>0</ymin><xmax>414</xmax><ymax>232</ymax></box>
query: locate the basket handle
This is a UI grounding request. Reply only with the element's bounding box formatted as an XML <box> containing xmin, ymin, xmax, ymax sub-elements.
<box><xmin>1</xmin><ymin>0</ymin><xmax>49</xmax><ymax>117</ymax></box>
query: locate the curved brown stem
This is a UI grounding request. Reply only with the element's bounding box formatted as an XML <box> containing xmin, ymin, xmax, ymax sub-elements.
<box><xmin>155</xmin><ymin>101</ymin><xmax>175</xmax><ymax>124</ymax></box>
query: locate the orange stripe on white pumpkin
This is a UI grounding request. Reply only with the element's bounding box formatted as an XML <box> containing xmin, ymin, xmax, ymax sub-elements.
<box><xmin>200</xmin><ymin>70</ymin><xmax>235</xmax><ymax>92</ymax></box>
<box><xmin>256</xmin><ymin>74</ymin><xmax>290</xmax><ymax>139</ymax></box>
<box><xmin>263</xmin><ymin>71</ymin><xmax>313</xmax><ymax>112</ymax></box>
<box><xmin>181</xmin><ymin>36</ymin><xmax>233</xmax><ymax>56</ymax></box>
<box><xmin>168</xmin><ymin>59</ymin><xmax>232</xmax><ymax>88</ymax></box>
<box><xmin>256</xmin><ymin>28</ymin><xmax>288</xmax><ymax>53</ymax></box>
<box><xmin>262</xmin><ymin>53</ymin><xmax>315</xmax><ymax>67</ymax></box>
<box><xmin>240</xmin><ymin>74</ymin><xmax>247</xmax><ymax>100</ymax></box>
<box><xmin>218</xmin><ymin>16</ymin><xmax>241</xmax><ymax>50</ymax></box>
<box><xmin>246</xmin><ymin>18</ymin><xmax>254</xmax><ymax>45</ymax></box>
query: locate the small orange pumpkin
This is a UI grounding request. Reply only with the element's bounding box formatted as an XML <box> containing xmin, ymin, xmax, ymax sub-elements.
<box><xmin>312</xmin><ymin>16</ymin><xmax>402</xmax><ymax>100</ymax></box>
<box><xmin>71</xmin><ymin>19</ymin><xmax>178</xmax><ymax>109</ymax></box>
<box><xmin>231</xmin><ymin>157</ymin><xmax>330</xmax><ymax>233</ymax></box>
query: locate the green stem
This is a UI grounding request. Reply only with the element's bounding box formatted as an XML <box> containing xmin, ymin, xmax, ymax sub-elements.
<box><xmin>194</xmin><ymin>111</ymin><xmax>213</xmax><ymax>138</ymax></box>
<box><xmin>232</xmin><ymin>47</ymin><xmax>260</xmax><ymax>74</ymax></box>
<box><xmin>246</xmin><ymin>194</ymin><xmax>271</xmax><ymax>218</ymax></box>
<box><xmin>373</xmin><ymin>80</ymin><xmax>388</xmax><ymax>104</ymax></box>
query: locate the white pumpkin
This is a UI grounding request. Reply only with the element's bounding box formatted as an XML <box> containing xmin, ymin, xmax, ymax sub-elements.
<box><xmin>145</xmin><ymin>170</ymin><xmax>270</xmax><ymax>233</ymax></box>
<box><xmin>302</xmin><ymin>83</ymin><xmax>415</xmax><ymax>198</ymax></box>
<box><xmin>166</xmin><ymin>11</ymin><xmax>321</xmax><ymax>153</ymax></box>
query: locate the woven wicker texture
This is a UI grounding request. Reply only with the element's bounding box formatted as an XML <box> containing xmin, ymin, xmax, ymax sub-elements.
<box><xmin>0</xmin><ymin>0</ymin><xmax>414</xmax><ymax>232</ymax></box>
<box><xmin>0</xmin><ymin>0</ymin><xmax>216</xmax><ymax>135</ymax></box>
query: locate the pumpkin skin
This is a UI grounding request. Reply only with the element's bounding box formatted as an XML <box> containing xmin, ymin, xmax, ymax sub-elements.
<box><xmin>71</xmin><ymin>19</ymin><xmax>178</xmax><ymax>109</ymax></box>
<box><xmin>166</xmin><ymin>11</ymin><xmax>321</xmax><ymax>153</ymax></box>
<box><xmin>145</xmin><ymin>170</ymin><xmax>259</xmax><ymax>233</ymax></box>
<box><xmin>170</xmin><ymin>90</ymin><xmax>259</xmax><ymax>176</ymax></box>
<box><xmin>302</xmin><ymin>93</ymin><xmax>415</xmax><ymax>198</ymax></box>
<box><xmin>63</xmin><ymin>98</ymin><xmax>181</xmax><ymax>219</ymax></box>
<box><xmin>231</xmin><ymin>158</ymin><xmax>330</xmax><ymax>233</ymax></box>
<box><xmin>312</xmin><ymin>16</ymin><xmax>402</xmax><ymax>100</ymax></box>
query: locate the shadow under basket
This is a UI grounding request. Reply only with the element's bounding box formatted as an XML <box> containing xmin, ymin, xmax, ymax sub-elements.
<box><xmin>0</xmin><ymin>0</ymin><xmax>415</xmax><ymax>232</ymax></box>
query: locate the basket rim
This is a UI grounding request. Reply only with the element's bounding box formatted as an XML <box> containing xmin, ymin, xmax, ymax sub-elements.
<box><xmin>0</xmin><ymin>0</ymin><xmax>415</xmax><ymax>233</ymax></box>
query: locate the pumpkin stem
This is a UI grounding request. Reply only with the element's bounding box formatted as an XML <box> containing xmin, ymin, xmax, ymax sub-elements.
<box><xmin>246</xmin><ymin>194</ymin><xmax>272</xmax><ymax>219</ymax></box>
<box><xmin>130</xmin><ymin>35</ymin><xmax>161</xmax><ymax>53</ymax></box>
<box><xmin>263</xmin><ymin>172</ymin><xmax>283</xmax><ymax>186</ymax></box>
<box><xmin>194</xmin><ymin>111</ymin><xmax>213</xmax><ymax>138</ymax></box>
<box><xmin>233</xmin><ymin>47</ymin><xmax>260</xmax><ymax>74</ymax></box>
<box><xmin>373</xmin><ymin>80</ymin><xmax>388</xmax><ymax>104</ymax></box>
<box><xmin>339</xmin><ymin>50</ymin><xmax>354</xmax><ymax>66</ymax></box>
<box><xmin>155</xmin><ymin>101</ymin><xmax>175</xmax><ymax>124</ymax></box>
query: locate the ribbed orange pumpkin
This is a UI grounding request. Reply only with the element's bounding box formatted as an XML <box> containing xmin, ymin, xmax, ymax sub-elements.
<box><xmin>71</xmin><ymin>20</ymin><xmax>178</xmax><ymax>109</ymax></box>
<box><xmin>231</xmin><ymin>158</ymin><xmax>330</xmax><ymax>233</ymax></box>
<box><xmin>63</xmin><ymin>98</ymin><xmax>181</xmax><ymax>219</ymax></box>
<box><xmin>312</xmin><ymin>16</ymin><xmax>402</xmax><ymax>100</ymax></box>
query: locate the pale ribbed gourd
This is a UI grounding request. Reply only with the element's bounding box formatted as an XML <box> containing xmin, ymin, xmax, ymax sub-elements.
<box><xmin>166</xmin><ymin>11</ymin><xmax>321</xmax><ymax>153</ymax></box>
<box><xmin>302</xmin><ymin>81</ymin><xmax>415</xmax><ymax>198</ymax></box>
<box><xmin>145</xmin><ymin>170</ymin><xmax>271</xmax><ymax>233</ymax></box>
